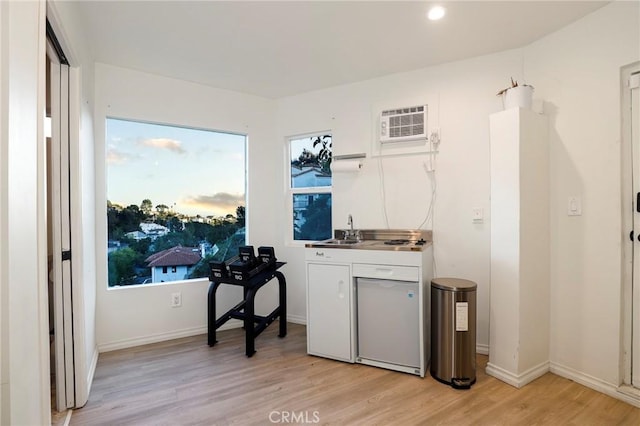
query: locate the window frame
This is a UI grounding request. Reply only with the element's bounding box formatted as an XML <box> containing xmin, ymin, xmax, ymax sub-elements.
<box><xmin>104</xmin><ymin>116</ymin><xmax>248</xmax><ymax>288</ymax></box>
<box><xmin>286</xmin><ymin>131</ymin><xmax>333</xmax><ymax>245</ymax></box>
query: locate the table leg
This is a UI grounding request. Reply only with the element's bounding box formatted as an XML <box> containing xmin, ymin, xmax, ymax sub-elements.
<box><xmin>208</xmin><ymin>281</ymin><xmax>222</xmax><ymax>346</ymax></box>
<box><xmin>276</xmin><ymin>271</ymin><xmax>287</xmax><ymax>338</ymax></box>
<box><xmin>244</xmin><ymin>286</ymin><xmax>257</xmax><ymax>357</ymax></box>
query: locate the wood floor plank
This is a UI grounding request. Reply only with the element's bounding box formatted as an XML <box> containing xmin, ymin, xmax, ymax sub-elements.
<box><xmin>69</xmin><ymin>323</ymin><xmax>640</xmax><ymax>425</ymax></box>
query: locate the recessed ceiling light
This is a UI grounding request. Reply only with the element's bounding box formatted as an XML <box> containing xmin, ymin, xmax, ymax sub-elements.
<box><xmin>428</xmin><ymin>6</ymin><xmax>446</xmax><ymax>21</ymax></box>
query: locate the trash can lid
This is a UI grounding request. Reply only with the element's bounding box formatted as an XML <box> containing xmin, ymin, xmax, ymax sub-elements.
<box><xmin>431</xmin><ymin>277</ymin><xmax>477</xmax><ymax>292</ymax></box>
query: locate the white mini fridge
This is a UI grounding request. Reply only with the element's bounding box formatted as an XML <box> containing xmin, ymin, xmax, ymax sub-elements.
<box><xmin>356</xmin><ymin>278</ymin><xmax>420</xmax><ymax>369</ymax></box>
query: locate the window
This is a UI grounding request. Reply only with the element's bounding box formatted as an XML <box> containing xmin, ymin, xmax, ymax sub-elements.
<box><xmin>106</xmin><ymin>118</ymin><xmax>246</xmax><ymax>287</ymax></box>
<box><xmin>289</xmin><ymin>133</ymin><xmax>332</xmax><ymax>241</ymax></box>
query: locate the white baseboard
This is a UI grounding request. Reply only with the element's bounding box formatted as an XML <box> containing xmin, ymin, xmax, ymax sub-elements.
<box><xmin>476</xmin><ymin>343</ymin><xmax>489</xmax><ymax>355</ymax></box>
<box><xmin>97</xmin><ymin>315</ymin><xmax>305</xmax><ymax>353</ymax></box>
<box><xmin>287</xmin><ymin>314</ymin><xmax>306</xmax><ymax>325</ymax></box>
<box><xmin>85</xmin><ymin>347</ymin><xmax>99</xmax><ymax>401</ymax></box>
<box><xmin>97</xmin><ymin>320</ymin><xmax>241</xmax><ymax>352</ymax></box>
<box><xmin>486</xmin><ymin>361</ymin><xmax>549</xmax><ymax>388</ymax></box>
<box><xmin>550</xmin><ymin>362</ymin><xmax>640</xmax><ymax>408</ymax></box>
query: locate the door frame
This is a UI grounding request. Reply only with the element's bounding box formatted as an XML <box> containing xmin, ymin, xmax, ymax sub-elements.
<box><xmin>45</xmin><ymin>2</ymin><xmax>90</xmax><ymax>408</ymax></box>
<box><xmin>621</xmin><ymin>61</ymin><xmax>640</xmax><ymax>387</ymax></box>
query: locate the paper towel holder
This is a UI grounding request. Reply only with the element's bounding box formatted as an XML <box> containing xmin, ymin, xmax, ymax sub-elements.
<box><xmin>333</xmin><ymin>153</ymin><xmax>366</xmax><ymax>161</ymax></box>
<box><xmin>331</xmin><ymin>153</ymin><xmax>365</xmax><ymax>173</ymax></box>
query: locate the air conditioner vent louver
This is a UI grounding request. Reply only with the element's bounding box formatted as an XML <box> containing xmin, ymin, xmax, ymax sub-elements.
<box><xmin>379</xmin><ymin>104</ymin><xmax>427</xmax><ymax>144</ymax></box>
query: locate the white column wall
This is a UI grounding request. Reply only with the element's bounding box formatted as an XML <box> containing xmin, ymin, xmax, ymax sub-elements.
<box><xmin>0</xmin><ymin>0</ymin><xmax>50</xmax><ymax>424</ymax></box>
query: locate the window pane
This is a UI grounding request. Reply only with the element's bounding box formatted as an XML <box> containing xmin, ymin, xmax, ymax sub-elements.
<box><xmin>290</xmin><ymin>135</ymin><xmax>332</xmax><ymax>188</ymax></box>
<box><xmin>106</xmin><ymin>118</ymin><xmax>246</xmax><ymax>287</ymax></box>
<box><xmin>293</xmin><ymin>193</ymin><xmax>332</xmax><ymax>241</ymax></box>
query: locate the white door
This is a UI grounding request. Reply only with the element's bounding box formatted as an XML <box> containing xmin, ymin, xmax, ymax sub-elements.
<box><xmin>629</xmin><ymin>67</ymin><xmax>640</xmax><ymax>387</ymax></box>
<box><xmin>356</xmin><ymin>278</ymin><xmax>420</xmax><ymax>367</ymax></box>
<box><xmin>307</xmin><ymin>263</ymin><xmax>352</xmax><ymax>361</ymax></box>
<box><xmin>48</xmin><ymin>41</ymin><xmax>75</xmax><ymax>411</ymax></box>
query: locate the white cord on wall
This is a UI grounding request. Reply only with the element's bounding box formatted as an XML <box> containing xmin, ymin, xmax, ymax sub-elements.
<box><xmin>417</xmin><ymin>136</ymin><xmax>438</xmax><ymax>278</ymax></box>
<box><xmin>417</xmin><ymin>167</ymin><xmax>436</xmax><ymax>230</ymax></box>
<box><xmin>377</xmin><ymin>156</ymin><xmax>390</xmax><ymax>229</ymax></box>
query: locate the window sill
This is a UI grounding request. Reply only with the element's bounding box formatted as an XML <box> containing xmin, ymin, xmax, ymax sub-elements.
<box><xmin>106</xmin><ymin>277</ymin><xmax>209</xmax><ymax>291</ymax></box>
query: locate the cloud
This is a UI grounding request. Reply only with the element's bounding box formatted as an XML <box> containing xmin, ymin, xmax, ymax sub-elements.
<box><xmin>182</xmin><ymin>192</ymin><xmax>245</xmax><ymax>213</ymax></box>
<box><xmin>139</xmin><ymin>138</ymin><xmax>185</xmax><ymax>154</ymax></box>
<box><xmin>106</xmin><ymin>147</ymin><xmax>134</xmax><ymax>164</ymax></box>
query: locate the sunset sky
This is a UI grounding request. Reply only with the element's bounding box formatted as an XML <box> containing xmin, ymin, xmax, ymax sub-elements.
<box><xmin>106</xmin><ymin>118</ymin><xmax>246</xmax><ymax>217</ymax></box>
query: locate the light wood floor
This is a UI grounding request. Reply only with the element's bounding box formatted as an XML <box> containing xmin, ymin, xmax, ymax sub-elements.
<box><xmin>69</xmin><ymin>323</ymin><xmax>640</xmax><ymax>425</ymax></box>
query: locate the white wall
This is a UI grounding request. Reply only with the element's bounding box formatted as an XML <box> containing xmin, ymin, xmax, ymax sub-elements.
<box><xmin>93</xmin><ymin>64</ymin><xmax>280</xmax><ymax>350</ymax></box>
<box><xmin>275</xmin><ymin>48</ymin><xmax>528</xmax><ymax>350</ymax></box>
<box><xmin>0</xmin><ymin>0</ymin><xmax>50</xmax><ymax>424</ymax></box>
<box><xmin>524</xmin><ymin>1</ymin><xmax>639</xmax><ymax>388</ymax></box>
<box><xmin>79</xmin><ymin>0</ymin><xmax>639</xmax><ymax>405</ymax></box>
<box><xmin>273</xmin><ymin>2</ymin><xmax>640</xmax><ymax>379</ymax></box>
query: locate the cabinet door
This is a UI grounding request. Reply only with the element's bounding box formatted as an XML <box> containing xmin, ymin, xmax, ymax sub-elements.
<box><xmin>307</xmin><ymin>263</ymin><xmax>352</xmax><ymax>361</ymax></box>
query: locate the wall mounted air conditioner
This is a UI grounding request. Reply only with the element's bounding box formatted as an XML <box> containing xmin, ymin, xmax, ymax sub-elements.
<box><xmin>379</xmin><ymin>105</ymin><xmax>427</xmax><ymax>144</ymax></box>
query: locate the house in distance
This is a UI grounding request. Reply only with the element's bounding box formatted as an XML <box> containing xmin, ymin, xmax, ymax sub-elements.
<box><xmin>145</xmin><ymin>245</ymin><xmax>202</xmax><ymax>283</ymax></box>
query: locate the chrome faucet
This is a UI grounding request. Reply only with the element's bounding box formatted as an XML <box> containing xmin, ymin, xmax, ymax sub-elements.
<box><xmin>346</xmin><ymin>214</ymin><xmax>360</xmax><ymax>240</ymax></box>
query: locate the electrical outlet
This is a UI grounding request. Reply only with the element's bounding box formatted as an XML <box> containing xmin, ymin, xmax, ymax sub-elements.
<box><xmin>567</xmin><ymin>196</ymin><xmax>582</xmax><ymax>216</ymax></box>
<box><xmin>472</xmin><ymin>207</ymin><xmax>484</xmax><ymax>223</ymax></box>
<box><xmin>171</xmin><ymin>292</ymin><xmax>182</xmax><ymax>308</ymax></box>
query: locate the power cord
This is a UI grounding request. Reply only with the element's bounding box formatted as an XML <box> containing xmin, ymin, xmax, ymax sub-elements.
<box><xmin>378</xmin><ymin>156</ymin><xmax>390</xmax><ymax>229</ymax></box>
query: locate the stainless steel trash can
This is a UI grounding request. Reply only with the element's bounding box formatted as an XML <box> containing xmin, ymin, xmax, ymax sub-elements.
<box><xmin>430</xmin><ymin>278</ymin><xmax>477</xmax><ymax>389</ymax></box>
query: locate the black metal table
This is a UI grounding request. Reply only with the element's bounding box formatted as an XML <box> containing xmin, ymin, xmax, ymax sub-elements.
<box><xmin>208</xmin><ymin>262</ymin><xmax>286</xmax><ymax>357</ymax></box>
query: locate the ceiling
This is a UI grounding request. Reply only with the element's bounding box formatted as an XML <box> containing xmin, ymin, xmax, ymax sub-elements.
<box><xmin>72</xmin><ymin>1</ymin><xmax>609</xmax><ymax>99</ymax></box>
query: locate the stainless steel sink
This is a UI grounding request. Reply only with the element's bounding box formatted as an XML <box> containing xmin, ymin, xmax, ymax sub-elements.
<box><xmin>318</xmin><ymin>238</ymin><xmax>361</xmax><ymax>245</ymax></box>
<box><xmin>305</xmin><ymin>229</ymin><xmax>433</xmax><ymax>251</ymax></box>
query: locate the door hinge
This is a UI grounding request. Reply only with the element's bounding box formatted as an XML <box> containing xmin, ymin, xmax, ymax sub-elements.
<box><xmin>62</xmin><ymin>250</ymin><xmax>71</xmax><ymax>261</ymax></box>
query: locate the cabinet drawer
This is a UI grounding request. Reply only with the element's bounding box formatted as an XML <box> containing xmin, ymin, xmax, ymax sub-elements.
<box><xmin>352</xmin><ymin>263</ymin><xmax>419</xmax><ymax>282</ymax></box>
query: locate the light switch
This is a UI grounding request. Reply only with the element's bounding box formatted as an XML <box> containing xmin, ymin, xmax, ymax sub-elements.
<box><xmin>568</xmin><ymin>196</ymin><xmax>582</xmax><ymax>216</ymax></box>
<box><xmin>472</xmin><ymin>207</ymin><xmax>484</xmax><ymax>223</ymax></box>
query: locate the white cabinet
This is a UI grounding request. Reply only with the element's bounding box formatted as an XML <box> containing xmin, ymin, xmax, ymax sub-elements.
<box><xmin>305</xmin><ymin>245</ymin><xmax>432</xmax><ymax>375</ymax></box>
<box><xmin>487</xmin><ymin>108</ymin><xmax>550</xmax><ymax>388</ymax></box>
<box><xmin>306</xmin><ymin>263</ymin><xmax>353</xmax><ymax>362</ymax></box>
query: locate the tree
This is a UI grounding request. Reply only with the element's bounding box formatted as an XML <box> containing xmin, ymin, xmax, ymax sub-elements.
<box><xmin>107</xmin><ymin>200</ymin><xmax>121</xmax><ymax>239</ymax></box>
<box><xmin>108</xmin><ymin>247</ymin><xmax>139</xmax><ymax>286</ymax></box>
<box><xmin>312</xmin><ymin>134</ymin><xmax>332</xmax><ymax>174</ymax></box>
<box><xmin>167</xmin><ymin>216</ymin><xmax>183</xmax><ymax>233</ymax></box>
<box><xmin>236</xmin><ymin>205</ymin><xmax>245</xmax><ymax>227</ymax></box>
<box><xmin>188</xmin><ymin>253</ymin><xmax>216</xmax><ymax>280</ymax></box>
<box><xmin>295</xmin><ymin>148</ymin><xmax>318</xmax><ymax>167</ymax></box>
<box><xmin>127</xmin><ymin>237</ymin><xmax>151</xmax><ymax>257</ymax></box>
<box><xmin>184</xmin><ymin>221</ymin><xmax>213</xmax><ymax>241</ymax></box>
<box><xmin>140</xmin><ymin>199</ymin><xmax>153</xmax><ymax>217</ymax></box>
<box><xmin>152</xmin><ymin>231</ymin><xmax>198</xmax><ymax>253</ymax></box>
<box><xmin>298</xmin><ymin>194</ymin><xmax>331</xmax><ymax>240</ymax></box>
<box><xmin>109</xmin><ymin>204</ymin><xmax>145</xmax><ymax>236</ymax></box>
